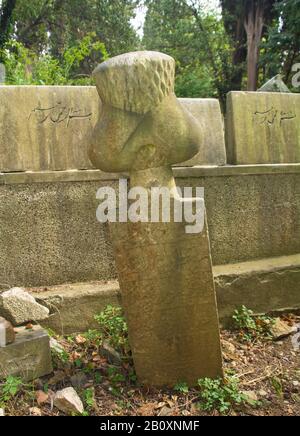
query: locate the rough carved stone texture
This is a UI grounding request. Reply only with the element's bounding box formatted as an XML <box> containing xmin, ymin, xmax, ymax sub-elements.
<box><xmin>90</xmin><ymin>51</ymin><xmax>223</xmax><ymax>386</ymax></box>
<box><xmin>226</xmin><ymin>91</ymin><xmax>300</xmax><ymax>164</ymax></box>
<box><xmin>90</xmin><ymin>53</ymin><xmax>204</xmax><ymax>173</ymax></box>
<box><xmin>93</xmin><ymin>51</ymin><xmax>175</xmax><ymax>114</ymax></box>
<box><xmin>0</xmin><ymin>86</ymin><xmax>225</xmax><ymax>172</ymax></box>
<box><xmin>0</xmin><ymin>326</ymin><xmax>53</xmax><ymax>382</ymax></box>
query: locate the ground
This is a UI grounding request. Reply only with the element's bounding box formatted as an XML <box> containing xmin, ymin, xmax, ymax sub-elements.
<box><xmin>0</xmin><ymin>312</ymin><xmax>299</xmax><ymax>417</ymax></box>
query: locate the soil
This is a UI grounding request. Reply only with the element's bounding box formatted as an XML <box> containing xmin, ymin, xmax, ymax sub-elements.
<box><xmin>1</xmin><ymin>315</ymin><xmax>299</xmax><ymax>417</ymax></box>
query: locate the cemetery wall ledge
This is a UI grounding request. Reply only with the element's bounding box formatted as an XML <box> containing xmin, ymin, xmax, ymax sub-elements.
<box><xmin>1</xmin><ymin>164</ymin><xmax>300</xmax><ymax>185</ymax></box>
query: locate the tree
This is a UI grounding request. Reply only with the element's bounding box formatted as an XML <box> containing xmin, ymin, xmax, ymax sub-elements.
<box><xmin>261</xmin><ymin>0</ymin><xmax>300</xmax><ymax>87</ymax></box>
<box><xmin>0</xmin><ymin>0</ymin><xmax>17</xmax><ymax>56</ymax></box>
<box><xmin>220</xmin><ymin>0</ymin><xmax>247</xmax><ymax>91</ymax></box>
<box><xmin>221</xmin><ymin>0</ymin><xmax>277</xmax><ymax>91</ymax></box>
<box><xmin>13</xmin><ymin>0</ymin><xmax>140</xmax><ymax>58</ymax></box>
<box><xmin>143</xmin><ymin>0</ymin><xmax>232</xmax><ymax>107</ymax></box>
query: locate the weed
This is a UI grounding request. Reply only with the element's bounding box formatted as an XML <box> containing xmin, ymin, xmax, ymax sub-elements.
<box><xmin>95</xmin><ymin>305</ymin><xmax>130</xmax><ymax>357</ymax></box>
<box><xmin>174</xmin><ymin>382</ymin><xmax>189</xmax><ymax>394</ymax></box>
<box><xmin>197</xmin><ymin>376</ymin><xmax>254</xmax><ymax>414</ymax></box>
<box><xmin>0</xmin><ymin>376</ymin><xmax>23</xmax><ymax>405</ymax></box>
<box><xmin>232</xmin><ymin>306</ymin><xmax>275</xmax><ymax>342</ymax></box>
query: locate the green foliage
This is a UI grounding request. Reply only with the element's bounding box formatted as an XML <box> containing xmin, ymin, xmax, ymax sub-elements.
<box><xmin>95</xmin><ymin>305</ymin><xmax>130</xmax><ymax>357</ymax></box>
<box><xmin>174</xmin><ymin>382</ymin><xmax>189</xmax><ymax>394</ymax></box>
<box><xmin>1</xmin><ymin>33</ymin><xmax>108</xmax><ymax>85</ymax></box>
<box><xmin>0</xmin><ymin>376</ymin><xmax>23</xmax><ymax>405</ymax></box>
<box><xmin>232</xmin><ymin>306</ymin><xmax>275</xmax><ymax>342</ymax></box>
<box><xmin>84</xmin><ymin>387</ymin><xmax>96</xmax><ymax>410</ymax></box>
<box><xmin>143</xmin><ymin>0</ymin><xmax>230</xmax><ymax>102</ymax></box>
<box><xmin>197</xmin><ymin>377</ymin><xmax>249</xmax><ymax>414</ymax></box>
<box><xmin>260</xmin><ymin>0</ymin><xmax>300</xmax><ymax>88</ymax></box>
<box><xmin>271</xmin><ymin>376</ymin><xmax>284</xmax><ymax>398</ymax></box>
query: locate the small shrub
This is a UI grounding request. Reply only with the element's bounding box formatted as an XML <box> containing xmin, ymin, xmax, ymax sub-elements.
<box><xmin>95</xmin><ymin>305</ymin><xmax>130</xmax><ymax>357</ymax></box>
<box><xmin>232</xmin><ymin>306</ymin><xmax>275</xmax><ymax>342</ymax></box>
<box><xmin>174</xmin><ymin>382</ymin><xmax>189</xmax><ymax>394</ymax></box>
<box><xmin>0</xmin><ymin>376</ymin><xmax>23</xmax><ymax>405</ymax></box>
<box><xmin>84</xmin><ymin>387</ymin><xmax>96</xmax><ymax>410</ymax></box>
<box><xmin>197</xmin><ymin>377</ymin><xmax>250</xmax><ymax>414</ymax></box>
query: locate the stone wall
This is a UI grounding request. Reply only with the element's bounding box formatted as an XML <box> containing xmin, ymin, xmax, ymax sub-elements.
<box><xmin>1</xmin><ymin>165</ymin><xmax>299</xmax><ymax>287</ymax></box>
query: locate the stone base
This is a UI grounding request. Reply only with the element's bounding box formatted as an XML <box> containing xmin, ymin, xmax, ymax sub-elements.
<box><xmin>214</xmin><ymin>253</ymin><xmax>300</xmax><ymax>326</ymax></box>
<box><xmin>0</xmin><ymin>326</ymin><xmax>53</xmax><ymax>382</ymax></box>
<box><xmin>30</xmin><ymin>253</ymin><xmax>300</xmax><ymax>335</ymax></box>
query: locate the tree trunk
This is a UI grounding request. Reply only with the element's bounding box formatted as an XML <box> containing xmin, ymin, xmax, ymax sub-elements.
<box><xmin>230</xmin><ymin>17</ymin><xmax>247</xmax><ymax>91</ymax></box>
<box><xmin>244</xmin><ymin>2</ymin><xmax>265</xmax><ymax>91</ymax></box>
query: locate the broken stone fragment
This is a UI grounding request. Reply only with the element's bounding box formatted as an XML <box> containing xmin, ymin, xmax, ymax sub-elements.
<box><xmin>54</xmin><ymin>387</ymin><xmax>84</xmax><ymax>415</ymax></box>
<box><xmin>0</xmin><ymin>288</ymin><xmax>49</xmax><ymax>326</ymax></box>
<box><xmin>270</xmin><ymin>318</ymin><xmax>297</xmax><ymax>341</ymax></box>
<box><xmin>0</xmin><ymin>316</ymin><xmax>15</xmax><ymax>346</ymax></box>
<box><xmin>100</xmin><ymin>341</ymin><xmax>123</xmax><ymax>366</ymax></box>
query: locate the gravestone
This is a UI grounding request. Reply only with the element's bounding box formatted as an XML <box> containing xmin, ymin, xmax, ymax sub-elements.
<box><xmin>177</xmin><ymin>98</ymin><xmax>226</xmax><ymax>167</ymax></box>
<box><xmin>90</xmin><ymin>51</ymin><xmax>223</xmax><ymax>386</ymax></box>
<box><xmin>0</xmin><ymin>87</ymin><xmax>225</xmax><ymax>172</ymax></box>
<box><xmin>0</xmin><ymin>86</ymin><xmax>99</xmax><ymax>172</ymax></box>
<box><xmin>226</xmin><ymin>91</ymin><xmax>300</xmax><ymax>164</ymax></box>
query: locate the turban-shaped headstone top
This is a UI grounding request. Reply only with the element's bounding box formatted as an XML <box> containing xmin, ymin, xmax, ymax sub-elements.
<box><xmin>90</xmin><ymin>51</ymin><xmax>203</xmax><ymax>173</ymax></box>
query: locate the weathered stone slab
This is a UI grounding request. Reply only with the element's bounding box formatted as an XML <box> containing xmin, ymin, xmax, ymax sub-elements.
<box><xmin>226</xmin><ymin>91</ymin><xmax>300</xmax><ymax>164</ymax></box>
<box><xmin>0</xmin><ymin>86</ymin><xmax>99</xmax><ymax>172</ymax></box>
<box><xmin>0</xmin><ymin>326</ymin><xmax>53</xmax><ymax>381</ymax></box>
<box><xmin>214</xmin><ymin>253</ymin><xmax>300</xmax><ymax>326</ymax></box>
<box><xmin>0</xmin><ymin>86</ymin><xmax>225</xmax><ymax>172</ymax></box>
<box><xmin>110</xmin><ymin>214</ymin><xmax>223</xmax><ymax>386</ymax></box>
<box><xmin>178</xmin><ymin>98</ymin><xmax>226</xmax><ymax>166</ymax></box>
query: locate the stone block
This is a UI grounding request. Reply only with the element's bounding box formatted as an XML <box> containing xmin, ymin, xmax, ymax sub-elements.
<box><xmin>178</xmin><ymin>98</ymin><xmax>226</xmax><ymax>166</ymax></box>
<box><xmin>0</xmin><ymin>86</ymin><xmax>226</xmax><ymax>172</ymax></box>
<box><xmin>0</xmin><ymin>326</ymin><xmax>53</xmax><ymax>381</ymax></box>
<box><xmin>0</xmin><ymin>86</ymin><xmax>99</xmax><ymax>172</ymax></box>
<box><xmin>226</xmin><ymin>91</ymin><xmax>300</xmax><ymax>164</ymax></box>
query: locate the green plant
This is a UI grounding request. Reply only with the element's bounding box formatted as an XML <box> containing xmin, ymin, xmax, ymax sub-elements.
<box><xmin>1</xmin><ymin>33</ymin><xmax>108</xmax><ymax>86</ymax></box>
<box><xmin>84</xmin><ymin>388</ymin><xmax>96</xmax><ymax>410</ymax></box>
<box><xmin>95</xmin><ymin>305</ymin><xmax>130</xmax><ymax>357</ymax></box>
<box><xmin>174</xmin><ymin>382</ymin><xmax>189</xmax><ymax>394</ymax></box>
<box><xmin>0</xmin><ymin>376</ymin><xmax>23</xmax><ymax>405</ymax></box>
<box><xmin>51</xmin><ymin>348</ymin><xmax>70</xmax><ymax>370</ymax></box>
<box><xmin>232</xmin><ymin>306</ymin><xmax>275</xmax><ymax>342</ymax></box>
<box><xmin>197</xmin><ymin>377</ymin><xmax>249</xmax><ymax>414</ymax></box>
<box><xmin>271</xmin><ymin>376</ymin><xmax>284</xmax><ymax>398</ymax></box>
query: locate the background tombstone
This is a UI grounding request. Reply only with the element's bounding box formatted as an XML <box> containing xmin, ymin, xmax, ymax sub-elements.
<box><xmin>226</xmin><ymin>91</ymin><xmax>300</xmax><ymax>164</ymax></box>
<box><xmin>90</xmin><ymin>51</ymin><xmax>223</xmax><ymax>387</ymax></box>
<box><xmin>178</xmin><ymin>98</ymin><xmax>226</xmax><ymax>167</ymax></box>
<box><xmin>0</xmin><ymin>87</ymin><xmax>225</xmax><ymax>173</ymax></box>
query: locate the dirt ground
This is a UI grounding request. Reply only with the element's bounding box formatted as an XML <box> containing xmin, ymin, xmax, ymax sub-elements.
<box><xmin>1</xmin><ymin>313</ymin><xmax>299</xmax><ymax>417</ymax></box>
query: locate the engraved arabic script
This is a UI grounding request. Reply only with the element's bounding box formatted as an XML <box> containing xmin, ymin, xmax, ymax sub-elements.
<box><xmin>254</xmin><ymin>107</ymin><xmax>296</xmax><ymax>127</ymax></box>
<box><xmin>29</xmin><ymin>102</ymin><xmax>92</xmax><ymax>127</ymax></box>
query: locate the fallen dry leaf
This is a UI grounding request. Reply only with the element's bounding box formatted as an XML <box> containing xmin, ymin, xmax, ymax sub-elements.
<box><xmin>35</xmin><ymin>390</ymin><xmax>49</xmax><ymax>406</ymax></box>
<box><xmin>75</xmin><ymin>335</ymin><xmax>87</xmax><ymax>345</ymax></box>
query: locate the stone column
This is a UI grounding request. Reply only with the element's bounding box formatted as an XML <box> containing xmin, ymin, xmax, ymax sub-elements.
<box><xmin>90</xmin><ymin>51</ymin><xmax>223</xmax><ymax>386</ymax></box>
